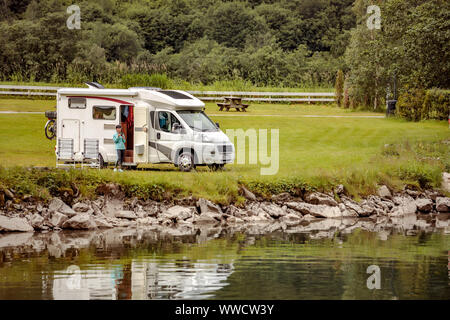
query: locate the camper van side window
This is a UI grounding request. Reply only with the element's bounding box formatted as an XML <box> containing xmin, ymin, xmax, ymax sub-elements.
<box><xmin>69</xmin><ymin>98</ymin><xmax>86</xmax><ymax>109</ymax></box>
<box><xmin>157</xmin><ymin>111</ymin><xmax>170</xmax><ymax>132</ymax></box>
<box><xmin>93</xmin><ymin>106</ymin><xmax>116</xmax><ymax>120</ymax></box>
<box><xmin>157</xmin><ymin>111</ymin><xmax>182</xmax><ymax>133</ymax></box>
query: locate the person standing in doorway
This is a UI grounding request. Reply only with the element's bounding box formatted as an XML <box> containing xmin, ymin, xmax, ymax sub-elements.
<box><xmin>113</xmin><ymin>125</ymin><xmax>126</xmax><ymax>172</ymax></box>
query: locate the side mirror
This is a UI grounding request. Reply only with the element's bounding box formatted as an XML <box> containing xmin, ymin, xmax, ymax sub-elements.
<box><xmin>215</xmin><ymin>122</ymin><xmax>220</xmax><ymax>128</ymax></box>
<box><xmin>172</xmin><ymin>123</ymin><xmax>183</xmax><ymax>133</ymax></box>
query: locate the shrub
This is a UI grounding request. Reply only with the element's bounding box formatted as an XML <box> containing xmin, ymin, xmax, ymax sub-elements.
<box><xmin>397</xmin><ymin>162</ymin><xmax>442</xmax><ymax>189</ymax></box>
<box><xmin>121</xmin><ymin>182</ymin><xmax>166</xmax><ymax>201</ymax></box>
<box><xmin>397</xmin><ymin>88</ymin><xmax>449</xmax><ymax>121</ymax></box>
<box><xmin>396</xmin><ymin>88</ymin><xmax>426</xmax><ymax>121</ymax></box>
<box><xmin>343</xmin><ymin>73</ymin><xmax>350</xmax><ymax>109</ymax></box>
<box><xmin>211</xmin><ymin>79</ymin><xmax>254</xmax><ymax>91</ymax></box>
<box><xmin>335</xmin><ymin>70</ymin><xmax>344</xmax><ymax>107</ymax></box>
<box><xmin>422</xmin><ymin>89</ymin><xmax>450</xmax><ymax>120</ymax></box>
<box><xmin>242</xmin><ymin>178</ymin><xmax>312</xmax><ymax>197</ymax></box>
<box><xmin>121</xmin><ymin>73</ymin><xmax>173</xmax><ymax>89</ymax></box>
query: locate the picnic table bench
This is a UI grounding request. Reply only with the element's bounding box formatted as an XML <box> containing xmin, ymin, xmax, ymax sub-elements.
<box><xmin>217</xmin><ymin>97</ymin><xmax>249</xmax><ymax>112</ymax></box>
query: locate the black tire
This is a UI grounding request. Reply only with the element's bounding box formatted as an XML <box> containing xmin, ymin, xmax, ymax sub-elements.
<box><xmin>45</xmin><ymin>111</ymin><xmax>57</xmax><ymax>119</ymax></box>
<box><xmin>98</xmin><ymin>154</ymin><xmax>106</xmax><ymax>169</ymax></box>
<box><xmin>177</xmin><ymin>151</ymin><xmax>195</xmax><ymax>172</ymax></box>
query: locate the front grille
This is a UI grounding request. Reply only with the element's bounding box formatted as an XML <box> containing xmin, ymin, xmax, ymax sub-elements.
<box><xmin>218</xmin><ymin>144</ymin><xmax>233</xmax><ymax>153</ymax></box>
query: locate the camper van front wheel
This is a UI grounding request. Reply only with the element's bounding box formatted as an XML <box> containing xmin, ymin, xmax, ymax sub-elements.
<box><xmin>177</xmin><ymin>152</ymin><xmax>194</xmax><ymax>172</ymax></box>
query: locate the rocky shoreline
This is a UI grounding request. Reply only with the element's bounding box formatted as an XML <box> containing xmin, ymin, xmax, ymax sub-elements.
<box><xmin>0</xmin><ymin>180</ymin><xmax>449</xmax><ymax>236</ymax></box>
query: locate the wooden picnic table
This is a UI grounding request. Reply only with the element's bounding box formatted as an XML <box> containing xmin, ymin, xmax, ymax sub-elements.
<box><xmin>217</xmin><ymin>96</ymin><xmax>249</xmax><ymax>112</ymax></box>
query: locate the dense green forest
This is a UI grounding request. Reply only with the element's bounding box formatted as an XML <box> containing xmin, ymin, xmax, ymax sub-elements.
<box><xmin>0</xmin><ymin>0</ymin><xmax>449</xmax><ymax>109</ymax></box>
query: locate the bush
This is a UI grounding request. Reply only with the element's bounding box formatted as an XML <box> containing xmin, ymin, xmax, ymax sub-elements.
<box><xmin>120</xmin><ymin>73</ymin><xmax>173</xmax><ymax>89</ymax></box>
<box><xmin>422</xmin><ymin>89</ymin><xmax>450</xmax><ymax>120</ymax></box>
<box><xmin>343</xmin><ymin>73</ymin><xmax>350</xmax><ymax>109</ymax></box>
<box><xmin>242</xmin><ymin>178</ymin><xmax>312</xmax><ymax>197</ymax></box>
<box><xmin>396</xmin><ymin>88</ymin><xmax>426</xmax><ymax>121</ymax></box>
<box><xmin>397</xmin><ymin>88</ymin><xmax>450</xmax><ymax>121</ymax></box>
<box><xmin>335</xmin><ymin>70</ymin><xmax>344</xmax><ymax>107</ymax></box>
<box><xmin>210</xmin><ymin>79</ymin><xmax>254</xmax><ymax>91</ymax></box>
<box><xmin>397</xmin><ymin>162</ymin><xmax>442</xmax><ymax>189</ymax></box>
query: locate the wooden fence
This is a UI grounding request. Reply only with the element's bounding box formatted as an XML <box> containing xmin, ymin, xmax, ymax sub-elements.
<box><xmin>0</xmin><ymin>85</ymin><xmax>335</xmax><ymax>103</ymax></box>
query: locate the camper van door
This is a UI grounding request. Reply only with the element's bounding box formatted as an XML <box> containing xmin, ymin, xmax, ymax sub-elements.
<box><xmin>153</xmin><ymin>109</ymin><xmax>186</xmax><ymax>162</ymax></box>
<box><xmin>62</xmin><ymin>119</ymin><xmax>80</xmax><ymax>152</ymax></box>
<box><xmin>134</xmin><ymin>105</ymin><xmax>149</xmax><ymax>163</ymax></box>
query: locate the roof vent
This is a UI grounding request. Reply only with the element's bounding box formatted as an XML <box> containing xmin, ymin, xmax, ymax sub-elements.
<box><xmin>129</xmin><ymin>87</ymin><xmax>161</xmax><ymax>91</ymax></box>
<box><xmin>85</xmin><ymin>82</ymin><xmax>105</xmax><ymax>89</ymax></box>
<box><xmin>158</xmin><ymin>90</ymin><xmax>192</xmax><ymax>100</ymax></box>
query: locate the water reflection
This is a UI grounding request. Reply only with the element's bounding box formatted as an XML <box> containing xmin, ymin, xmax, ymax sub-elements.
<box><xmin>0</xmin><ymin>218</ymin><xmax>449</xmax><ymax>300</ymax></box>
<box><xmin>131</xmin><ymin>260</ymin><xmax>233</xmax><ymax>300</ymax></box>
<box><xmin>53</xmin><ymin>266</ymin><xmax>119</xmax><ymax>300</ymax></box>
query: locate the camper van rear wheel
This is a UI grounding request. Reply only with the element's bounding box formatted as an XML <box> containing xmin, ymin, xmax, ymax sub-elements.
<box><xmin>178</xmin><ymin>152</ymin><xmax>194</xmax><ymax>172</ymax></box>
<box><xmin>98</xmin><ymin>154</ymin><xmax>105</xmax><ymax>169</ymax></box>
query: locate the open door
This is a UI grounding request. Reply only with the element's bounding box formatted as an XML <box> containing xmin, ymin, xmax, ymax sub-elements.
<box><xmin>120</xmin><ymin>105</ymin><xmax>134</xmax><ymax>164</ymax></box>
<box><xmin>133</xmin><ymin>104</ymin><xmax>149</xmax><ymax>163</ymax></box>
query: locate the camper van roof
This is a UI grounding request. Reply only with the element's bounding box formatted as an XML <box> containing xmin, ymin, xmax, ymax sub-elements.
<box><xmin>137</xmin><ymin>89</ymin><xmax>205</xmax><ymax>109</ymax></box>
<box><xmin>58</xmin><ymin>88</ymin><xmax>138</xmax><ymax>97</ymax></box>
<box><xmin>57</xmin><ymin>87</ymin><xmax>205</xmax><ymax>109</ymax></box>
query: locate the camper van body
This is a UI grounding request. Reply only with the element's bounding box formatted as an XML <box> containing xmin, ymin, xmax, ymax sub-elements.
<box><xmin>54</xmin><ymin>86</ymin><xmax>235</xmax><ymax>170</ymax></box>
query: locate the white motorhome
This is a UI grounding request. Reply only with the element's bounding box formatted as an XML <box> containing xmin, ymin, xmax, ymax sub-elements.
<box><xmin>46</xmin><ymin>82</ymin><xmax>235</xmax><ymax>171</ymax></box>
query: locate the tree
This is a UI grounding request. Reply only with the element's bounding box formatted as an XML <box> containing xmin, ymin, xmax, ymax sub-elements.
<box><xmin>0</xmin><ymin>0</ymin><xmax>366</xmax><ymax>87</ymax></box>
<box><xmin>204</xmin><ymin>1</ymin><xmax>268</xmax><ymax>49</ymax></box>
<box><xmin>346</xmin><ymin>0</ymin><xmax>450</xmax><ymax>110</ymax></box>
<box><xmin>0</xmin><ymin>0</ymin><xmax>33</xmax><ymax>21</ymax></box>
<box><xmin>343</xmin><ymin>73</ymin><xmax>350</xmax><ymax>108</ymax></box>
<box><xmin>335</xmin><ymin>69</ymin><xmax>344</xmax><ymax>107</ymax></box>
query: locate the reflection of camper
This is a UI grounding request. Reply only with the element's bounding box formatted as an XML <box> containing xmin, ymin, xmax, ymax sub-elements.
<box><xmin>52</xmin><ymin>266</ymin><xmax>121</xmax><ymax>300</ymax></box>
<box><xmin>131</xmin><ymin>260</ymin><xmax>234</xmax><ymax>300</ymax></box>
<box><xmin>49</xmin><ymin>82</ymin><xmax>235</xmax><ymax>171</ymax></box>
<box><xmin>51</xmin><ymin>260</ymin><xmax>234</xmax><ymax>300</ymax></box>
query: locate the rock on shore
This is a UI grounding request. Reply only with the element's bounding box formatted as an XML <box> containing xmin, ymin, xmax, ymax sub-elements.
<box><xmin>0</xmin><ymin>216</ymin><xmax>34</xmax><ymax>232</ymax></box>
<box><xmin>0</xmin><ymin>184</ymin><xmax>449</xmax><ymax>234</ymax></box>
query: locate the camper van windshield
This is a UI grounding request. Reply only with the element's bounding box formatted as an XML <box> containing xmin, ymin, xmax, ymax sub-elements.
<box><xmin>177</xmin><ymin>110</ymin><xmax>218</xmax><ymax>132</ymax></box>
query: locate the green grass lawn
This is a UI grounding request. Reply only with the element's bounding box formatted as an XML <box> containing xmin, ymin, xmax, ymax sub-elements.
<box><xmin>0</xmin><ymin>98</ymin><xmax>55</xmax><ymax>112</ymax></box>
<box><xmin>0</xmin><ymin>97</ymin><xmax>381</xmax><ymax>117</ymax></box>
<box><xmin>204</xmin><ymin>102</ymin><xmax>383</xmax><ymax>116</ymax></box>
<box><xmin>0</xmin><ymin>99</ymin><xmax>448</xmax><ymax>203</ymax></box>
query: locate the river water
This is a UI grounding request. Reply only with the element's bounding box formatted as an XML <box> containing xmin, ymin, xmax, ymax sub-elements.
<box><xmin>0</xmin><ymin>221</ymin><xmax>449</xmax><ymax>300</ymax></box>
